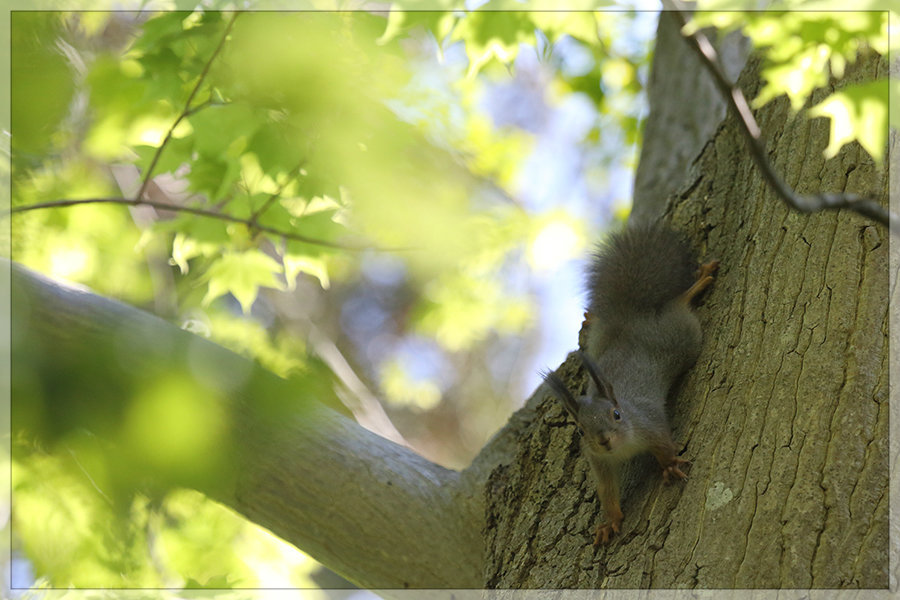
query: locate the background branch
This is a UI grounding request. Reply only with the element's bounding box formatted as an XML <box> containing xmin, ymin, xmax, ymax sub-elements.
<box><xmin>662</xmin><ymin>0</ymin><xmax>898</xmax><ymax>233</ymax></box>
<box><xmin>9</xmin><ymin>260</ymin><xmax>483</xmax><ymax>588</ymax></box>
<box><xmin>4</xmin><ymin>196</ymin><xmax>367</xmax><ymax>250</ymax></box>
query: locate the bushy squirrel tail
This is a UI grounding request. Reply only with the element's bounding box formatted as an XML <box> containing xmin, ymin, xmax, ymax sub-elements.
<box><xmin>587</xmin><ymin>222</ymin><xmax>697</xmax><ymax>321</ymax></box>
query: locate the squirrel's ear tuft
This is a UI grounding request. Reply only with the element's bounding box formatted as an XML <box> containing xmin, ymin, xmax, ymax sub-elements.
<box><xmin>541</xmin><ymin>369</ymin><xmax>580</xmax><ymax>421</ymax></box>
<box><xmin>577</xmin><ymin>351</ymin><xmax>617</xmax><ymax>407</ymax></box>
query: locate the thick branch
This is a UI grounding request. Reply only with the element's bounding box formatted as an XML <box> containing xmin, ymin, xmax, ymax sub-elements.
<box><xmin>8</xmin><ymin>260</ymin><xmax>483</xmax><ymax>588</ymax></box>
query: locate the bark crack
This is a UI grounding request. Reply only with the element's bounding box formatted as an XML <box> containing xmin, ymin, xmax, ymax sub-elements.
<box><xmin>809</xmin><ymin>219</ymin><xmax>858</xmax><ymax>587</ymax></box>
<box><xmin>731</xmin><ymin>475</ymin><xmax>758</xmax><ymax>588</ymax></box>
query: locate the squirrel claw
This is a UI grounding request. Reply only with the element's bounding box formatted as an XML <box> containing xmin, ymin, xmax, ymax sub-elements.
<box><xmin>681</xmin><ymin>259</ymin><xmax>720</xmax><ymax>305</ymax></box>
<box><xmin>696</xmin><ymin>259</ymin><xmax>720</xmax><ymax>280</ymax></box>
<box><xmin>661</xmin><ymin>457</ymin><xmax>690</xmax><ymax>484</ymax></box>
<box><xmin>592</xmin><ymin>520</ymin><xmax>621</xmax><ymax>546</ymax></box>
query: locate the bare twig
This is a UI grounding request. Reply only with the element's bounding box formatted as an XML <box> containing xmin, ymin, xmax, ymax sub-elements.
<box><xmin>662</xmin><ymin>0</ymin><xmax>898</xmax><ymax>233</ymax></box>
<box><xmin>134</xmin><ymin>12</ymin><xmax>239</xmax><ymax>203</ymax></box>
<box><xmin>4</xmin><ymin>197</ymin><xmax>367</xmax><ymax>251</ymax></box>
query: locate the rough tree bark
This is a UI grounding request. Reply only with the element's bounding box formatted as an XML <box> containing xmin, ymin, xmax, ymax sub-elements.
<box><xmin>479</xmin><ymin>23</ymin><xmax>892</xmax><ymax>591</ymax></box>
<box><xmin>8</xmin><ymin>11</ymin><xmax>893</xmax><ymax>592</ymax></box>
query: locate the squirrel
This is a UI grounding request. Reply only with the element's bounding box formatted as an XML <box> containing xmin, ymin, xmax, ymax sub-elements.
<box><xmin>542</xmin><ymin>222</ymin><xmax>718</xmax><ymax>546</ymax></box>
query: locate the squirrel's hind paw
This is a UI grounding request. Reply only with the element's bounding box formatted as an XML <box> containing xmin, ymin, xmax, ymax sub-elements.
<box><xmin>680</xmin><ymin>259</ymin><xmax>720</xmax><ymax>305</ymax></box>
<box><xmin>593</xmin><ymin>519</ymin><xmax>621</xmax><ymax>546</ymax></box>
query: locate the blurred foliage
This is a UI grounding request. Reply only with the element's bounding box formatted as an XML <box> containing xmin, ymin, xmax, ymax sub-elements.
<box><xmin>10</xmin><ymin>13</ymin><xmax>76</xmax><ymax>159</ymax></box>
<box><xmin>689</xmin><ymin>2</ymin><xmax>892</xmax><ymax>163</ymax></box>
<box><xmin>7</xmin><ymin>2</ymin><xmax>890</xmax><ymax>592</ymax></box>
<box><xmin>11</xmin><ymin>451</ymin><xmax>322</xmax><ymax>589</ymax></box>
<box><xmin>9</xmin><ymin>7</ymin><xmax>624</xmax><ymax>590</ymax></box>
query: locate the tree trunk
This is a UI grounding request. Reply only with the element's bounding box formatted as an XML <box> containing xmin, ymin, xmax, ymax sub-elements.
<box><xmin>479</xmin><ymin>25</ymin><xmax>891</xmax><ymax>590</ymax></box>
<box><xmin>631</xmin><ymin>11</ymin><xmax>749</xmax><ymax>223</ymax></box>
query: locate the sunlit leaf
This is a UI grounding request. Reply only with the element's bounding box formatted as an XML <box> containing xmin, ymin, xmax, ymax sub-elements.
<box><xmin>808</xmin><ymin>80</ymin><xmax>888</xmax><ymax>164</ymax></box>
<box><xmin>451</xmin><ymin>11</ymin><xmax>536</xmax><ymax>78</ymax></box>
<box><xmin>283</xmin><ymin>249</ymin><xmax>330</xmax><ymax>290</ymax></box>
<box><xmin>377</xmin><ymin>9</ymin><xmax>458</xmax><ymax>46</ymax></box>
<box><xmin>531</xmin><ymin>11</ymin><xmax>598</xmax><ymax>45</ymax></box>
<box><xmin>686</xmin><ymin>8</ymin><xmax>888</xmax><ymax>164</ymax></box>
<box><xmin>202</xmin><ymin>250</ymin><xmax>283</xmax><ymax>312</ymax></box>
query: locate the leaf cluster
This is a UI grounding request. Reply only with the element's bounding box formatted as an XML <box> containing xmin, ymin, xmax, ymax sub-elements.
<box><xmin>689</xmin><ymin>4</ymin><xmax>892</xmax><ymax>163</ymax></box>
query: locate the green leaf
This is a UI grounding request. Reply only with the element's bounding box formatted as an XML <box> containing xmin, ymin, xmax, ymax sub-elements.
<box><xmin>137</xmin><ymin>46</ymin><xmax>187</xmax><ymax>103</ymax></box>
<box><xmin>171</xmin><ymin>232</ymin><xmax>199</xmax><ymax>274</ymax></box>
<box><xmin>450</xmin><ymin>11</ymin><xmax>536</xmax><ymax>77</ymax></box>
<box><xmin>283</xmin><ymin>248</ymin><xmax>330</xmax><ymax>290</ymax></box>
<box><xmin>377</xmin><ymin>10</ymin><xmax>458</xmax><ymax>46</ymax></box>
<box><xmin>188</xmin><ymin>103</ymin><xmax>264</xmax><ymax>159</ymax></box>
<box><xmin>87</xmin><ymin>56</ymin><xmax>150</xmax><ymax>117</ymax></box>
<box><xmin>133</xmin><ymin>136</ymin><xmax>193</xmax><ymax>175</ymax></box>
<box><xmin>132</xmin><ymin>12</ymin><xmax>189</xmax><ymax>53</ymax></box>
<box><xmin>754</xmin><ymin>45</ymin><xmax>830</xmax><ymax>110</ymax></box>
<box><xmin>688</xmin><ymin>10</ymin><xmax>889</xmax><ymax>114</ymax></box>
<box><xmin>808</xmin><ymin>79</ymin><xmax>888</xmax><ymax>164</ymax></box>
<box><xmin>531</xmin><ymin>12</ymin><xmax>598</xmax><ymax>45</ymax></box>
<box><xmin>162</xmin><ymin>216</ymin><xmax>232</xmax><ymax>273</ymax></box>
<box><xmin>202</xmin><ymin>250</ymin><xmax>283</xmax><ymax>313</ymax></box>
<box><xmin>286</xmin><ymin>206</ymin><xmax>345</xmax><ymax>243</ymax></box>
<box><xmin>247</xmin><ymin>121</ymin><xmax>308</xmax><ymax>176</ymax></box>
<box><xmin>187</xmin><ymin>156</ymin><xmax>241</xmax><ymax>201</ymax></box>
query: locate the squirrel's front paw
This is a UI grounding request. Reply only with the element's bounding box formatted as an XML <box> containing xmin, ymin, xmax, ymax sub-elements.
<box><xmin>661</xmin><ymin>456</ymin><xmax>690</xmax><ymax>484</ymax></box>
<box><xmin>593</xmin><ymin>518</ymin><xmax>621</xmax><ymax>546</ymax></box>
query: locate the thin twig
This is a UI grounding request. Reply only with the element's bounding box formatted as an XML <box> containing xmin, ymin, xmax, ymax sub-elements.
<box><xmin>4</xmin><ymin>197</ymin><xmax>367</xmax><ymax>251</ymax></box>
<box><xmin>134</xmin><ymin>12</ymin><xmax>239</xmax><ymax>203</ymax></box>
<box><xmin>662</xmin><ymin>0</ymin><xmax>898</xmax><ymax>232</ymax></box>
<box><xmin>183</xmin><ymin>98</ymin><xmax>225</xmax><ymax>118</ymax></box>
<box><xmin>248</xmin><ymin>160</ymin><xmax>307</xmax><ymax>230</ymax></box>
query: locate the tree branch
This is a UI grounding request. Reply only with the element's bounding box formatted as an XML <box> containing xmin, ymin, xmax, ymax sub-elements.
<box><xmin>662</xmin><ymin>0</ymin><xmax>898</xmax><ymax>233</ymax></box>
<box><xmin>134</xmin><ymin>12</ymin><xmax>238</xmax><ymax>204</ymax></box>
<box><xmin>4</xmin><ymin>196</ymin><xmax>368</xmax><ymax>251</ymax></box>
<box><xmin>8</xmin><ymin>260</ymin><xmax>483</xmax><ymax>588</ymax></box>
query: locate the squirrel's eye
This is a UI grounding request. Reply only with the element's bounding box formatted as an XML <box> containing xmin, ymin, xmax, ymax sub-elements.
<box><xmin>613</xmin><ymin>409</ymin><xmax>621</xmax><ymax>421</ymax></box>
